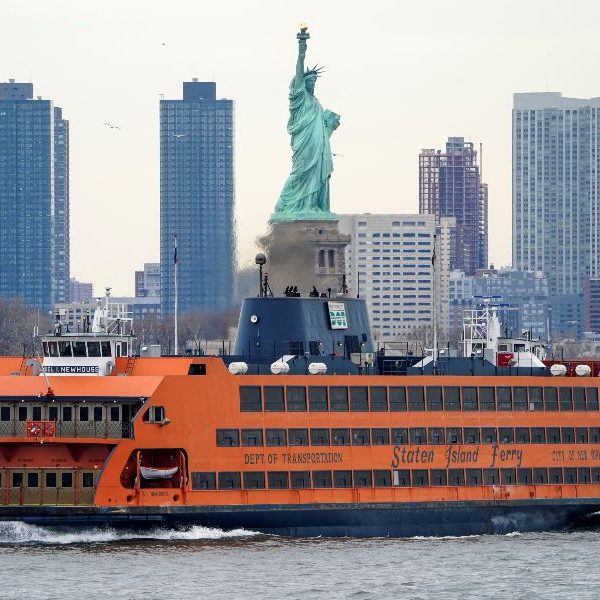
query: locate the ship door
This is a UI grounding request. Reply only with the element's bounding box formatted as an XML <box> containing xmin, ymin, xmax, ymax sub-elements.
<box><xmin>9</xmin><ymin>470</ymin><xmax>24</xmax><ymax>505</ymax></box>
<box><xmin>0</xmin><ymin>470</ymin><xmax>6</xmax><ymax>506</ymax></box>
<box><xmin>23</xmin><ymin>470</ymin><xmax>42</xmax><ymax>505</ymax></box>
<box><xmin>42</xmin><ymin>469</ymin><xmax>60</xmax><ymax>505</ymax></box>
<box><xmin>78</xmin><ymin>470</ymin><xmax>96</xmax><ymax>505</ymax></box>
<box><xmin>58</xmin><ymin>471</ymin><xmax>76</xmax><ymax>505</ymax></box>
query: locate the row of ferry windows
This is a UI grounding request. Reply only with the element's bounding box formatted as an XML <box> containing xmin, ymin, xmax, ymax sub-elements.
<box><xmin>0</xmin><ymin>405</ymin><xmax>122</xmax><ymax>422</ymax></box>
<box><xmin>192</xmin><ymin>467</ymin><xmax>600</xmax><ymax>490</ymax></box>
<box><xmin>239</xmin><ymin>385</ymin><xmax>600</xmax><ymax>413</ymax></box>
<box><xmin>216</xmin><ymin>427</ymin><xmax>600</xmax><ymax>447</ymax></box>
<box><xmin>8</xmin><ymin>472</ymin><xmax>94</xmax><ymax>488</ymax></box>
<box><xmin>43</xmin><ymin>340</ymin><xmax>126</xmax><ymax>358</ymax></box>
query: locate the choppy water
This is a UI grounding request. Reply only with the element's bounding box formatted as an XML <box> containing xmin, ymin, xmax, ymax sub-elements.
<box><xmin>0</xmin><ymin>522</ymin><xmax>598</xmax><ymax>599</ymax></box>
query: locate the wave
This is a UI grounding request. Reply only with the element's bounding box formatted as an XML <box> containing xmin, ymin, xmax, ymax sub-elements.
<box><xmin>0</xmin><ymin>521</ymin><xmax>258</xmax><ymax>545</ymax></box>
<box><xmin>410</xmin><ymin>534</ymin><xmax>480</xmax><ymax>541</ymax></box>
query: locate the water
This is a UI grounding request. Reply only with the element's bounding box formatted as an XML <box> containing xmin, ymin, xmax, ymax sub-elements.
<box><xmin>0</xmin><ymin>522</ymin><xmax>598</xmax><ymax>599</ymax></box>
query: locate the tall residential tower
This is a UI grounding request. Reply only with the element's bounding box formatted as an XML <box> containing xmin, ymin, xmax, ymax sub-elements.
<box><xmin>160</xmin><ymin>80</ymin><xmax>235</xmax><ymax>315</ymax></box>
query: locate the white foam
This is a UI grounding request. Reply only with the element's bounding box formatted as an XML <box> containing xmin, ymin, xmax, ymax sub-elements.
<box><xmin>410</xmin><ymin>534</ymin><xmax>480</xmax><ymax>541</ymax></box>
<box><xmin>504</xmin><ymin>531</ymin><xmax>522</xmax><ymax>537</ymax></box>
<box><xmin>0</xmin><ymin>521</ymin><xmax>258</xmax><ymax>545</ymax></box>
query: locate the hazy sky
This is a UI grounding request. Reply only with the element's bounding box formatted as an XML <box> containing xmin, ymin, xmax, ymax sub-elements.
<box><xmin>3</xmin><ymin>0</ymin><xmax>599</xmax><ymax>296</ymax></box>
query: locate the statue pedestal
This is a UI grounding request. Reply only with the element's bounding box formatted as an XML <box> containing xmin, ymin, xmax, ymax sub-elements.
<box><xmin>259</xmin><ymin>220</ymin><xmax>351</xmax><ymax>297</ymax></box>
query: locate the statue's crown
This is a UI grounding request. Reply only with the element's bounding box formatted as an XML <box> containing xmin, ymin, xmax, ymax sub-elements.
<box><xmin>304</xmin><ymin>64</ymin><xmax>325</xmax><ymax>78</ymax></box>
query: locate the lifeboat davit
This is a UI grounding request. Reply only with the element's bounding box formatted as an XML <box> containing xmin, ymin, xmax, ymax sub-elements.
<box><xmin>140</xmin><ymin>466</ymin><xmax>179</xmax><ymax>480</ymax></box>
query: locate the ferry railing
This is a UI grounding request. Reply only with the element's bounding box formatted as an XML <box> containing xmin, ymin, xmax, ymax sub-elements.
<box><xmin>0</xmin><ymin>420</ymin><xmax>131</xmax><ymax>439</ymax></box>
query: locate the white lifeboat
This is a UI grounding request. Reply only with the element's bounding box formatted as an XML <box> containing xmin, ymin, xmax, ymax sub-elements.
<box><xmin>140</xmin><ymin>466</ymin><xmax>179</xmax><ymax>480</ymax></box>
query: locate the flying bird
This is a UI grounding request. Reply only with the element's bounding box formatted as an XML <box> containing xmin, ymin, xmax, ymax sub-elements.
<box><xmin>333</xmin><ymin>153</ymin><xmax>344</xmax><ymax>157</ymax></box>
<box><xmin>172</xmin><ymin>134</ymin><xmax>186</xmax><ymax>138</ymax></box>
<box><xmin>102</xmin><ymin>122</ymin><xmax>121</xmax><ymax>130</ymax></box>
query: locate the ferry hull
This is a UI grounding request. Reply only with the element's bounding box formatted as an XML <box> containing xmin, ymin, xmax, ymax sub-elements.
<box><xmin>2</xmin><ymin>499</ymin><xmax>599</xmax><ymax>537</ymax></box>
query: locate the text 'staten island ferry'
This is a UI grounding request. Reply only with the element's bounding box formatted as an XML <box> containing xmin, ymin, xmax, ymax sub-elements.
<box><xmin>1</xmin><ymin>286</ymin><xmax>600</xmax><ymax>537</ymax></box>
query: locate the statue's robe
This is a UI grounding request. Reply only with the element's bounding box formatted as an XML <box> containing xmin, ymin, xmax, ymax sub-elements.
<box><xmin>273</xmin><ymin>78</ymin><xmax>335</xmax><ymax>217</ymax></box>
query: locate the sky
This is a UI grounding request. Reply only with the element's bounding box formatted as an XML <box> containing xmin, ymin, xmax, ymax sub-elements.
<box><xmin>2</xmin><ymin>0</ymin><xmax>599</xmax><ymax>296</ymax></box>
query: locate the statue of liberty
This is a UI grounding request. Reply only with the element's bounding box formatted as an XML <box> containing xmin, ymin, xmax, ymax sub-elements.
<box><xmin>270</xmin><ymin>25</ymin><xmax>340</xmax><ymax>222</ymax></box>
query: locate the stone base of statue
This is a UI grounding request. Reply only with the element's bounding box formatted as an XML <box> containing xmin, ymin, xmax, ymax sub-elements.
<box><xmin>258</xmin><ymin>219</ymin><xmax>351</xmax><ymax>297</ymax></box>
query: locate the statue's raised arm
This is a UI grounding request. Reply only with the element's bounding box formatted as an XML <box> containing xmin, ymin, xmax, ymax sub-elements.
<box><xmin>294</xmin><ymin>27</ymin><xmax>308</xmax><ymax>90</ymax></box>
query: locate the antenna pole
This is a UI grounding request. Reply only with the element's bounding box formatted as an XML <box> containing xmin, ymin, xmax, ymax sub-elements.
<box><xmin>432</xmin><ymin>234</ymin><xmax>438</xmax><ymax>370</ymax></box>
<box><xmin>174</xmin><ymin>234</ymin><xmax>179</xmax><ymax>356</ymax></box>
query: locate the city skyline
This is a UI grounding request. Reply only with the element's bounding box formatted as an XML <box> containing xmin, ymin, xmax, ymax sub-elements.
<box><xmin>2</xmin><ymin>1</ymin><xmax>600</xmax><ymax>295</ymax></box>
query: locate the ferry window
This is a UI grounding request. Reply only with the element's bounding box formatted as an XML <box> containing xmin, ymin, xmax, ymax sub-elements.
<box><xmin>483</xmin><ymin>469</ymin><xmax>499</xmax><ymax>485</ymax></box>
<box><xmin>45</xmin><ymin>473</ymin><xmax>57</xmax><ymax>488</ymax></box>
<box><xmin>264</xmin><ymin>386</ymin><xmax>285</xmax><ymax>412</ymax></box>
<box><xmin>500</xmin><ymin>468</ymin><xmax>516</xmax><ymax>484</ymax></box>
<box><xmin>464</xmin><ymin>428</ymin><xmax>480</xmax><ymax>444</ymax></box>
<box><xmin>243</xmin><ymin>472</ymin><xmax>266</xmax><ymax>490</ymax></box>
<box><xmin>308</xmin><ymin>386</ymin><xmax>328</xmax><ymax>412</ymax></box>
<box><xmin>287</xmin><ymin>387</ymin><xmax>307</xmax><ymax>412</ymax></box>
<box><xmin>426</xmin><ymin>387</ymin><xmax>442</xmax><ymax>411</ymax></box>
<box><xmin>216</xmin><ymin>429</ymin><xmax>240</xmax><ymax>447</ymax></box>
<box><xmin>391</xmin><ymin>428</ymin><xmax>408</xmax><ymax>445</ymax></box>
<box><xmin>218</xmin><ymin>472</ymin><xmax>241</xmax><ymax>490</ymax></box>
<box><xmin>354</xmin><ymin>470</ymin><xmax>372</xmax><ymax>487</ymax></box>
<box><xmin>79</xmin><ymin>406</ymin><xmax>89</xmax><ymax>422</ymax></box>
<box><xmin>590</xmin><ymin>428</ymin><xmax>600</xmax><ymax>443</ymax></box>
<box><xmin>48</xmin><ymin>406</ymin><xmax>58</xmax><ymax>421</ymax></box>
<box><xmin>62</xmin><ymin>406</ymin><xmax>72</xmax><ymax>422</ymax></box>
<box><xmin>576</xmin><ymin>428</ymin><xmax>588</xmax><ymax>444</ymax></box>
<box><xmin>333</xmin><ymin>470</ymin><xmax>352</xmax><ymax>488</ymax></box>
<box><xmin>393</xmin><ymin>470</ymin><xmax>411</xmax><ymax>487</ymax></box>
<box><xmin>428</xmin><ymin>428</ymin><xmax>445</xmax><ymax>445</ymax></box>
<box><xmin>266</xmin><ymin>429</ymin><xmax>287</xmax><ymax>447</ymax></box>
<box><xmin>100</xmin><ymin>342</ymin><xmax>112</xmax><ymax>357</ymax></box>
<box><xmin>412</xmin><ymin>470</ymin><xmax>429</xmax><ymax>487</ymax></box>
<box><xmin>87</xmin><ymin>342</ymin><xmax>101</xmax><ymax>357</ymax></box>
<box><xmin>313</xmin><ymin>470</ymin><xmax>332</xmax><ymax>488</ymax></box>
<box><xmin>32</xmin><ymin>406</ymin><xmax>42</xmax><ymax>421</ymax></box>
<box><xmin>0</xmin><ymin>407</ymin><xmax>10</xmax><ymax>421</ymax></box>
<box><xmin>370</xmin><ymin>387</ymin><xmax>388</xmax><ymax>411</ymax></box>
<box><xmin>513</xmin><ymin>387</ymin><xmax>527</xmax><ymax>411</ymax></box>
<box><xmin>410</xmin><ymin>428</ymin><xmax>426</xmax><ymax>445</ymax></box>
<box><xmin>93</xmin><ymin>406</ymin><xmax>103</xmax><ymax>421</ymax></box>
<box><xmin>517</xmin><ymin>468</ymin><xmax>532</xmax><ymax>484</ymax></box>
<box><xmin>528</xmin><ymin>387</ymin><xmax>543</xmax><ymax>411</ymax></box>
<box><xmin>578</xmin><ymin>468</ymin><xmax>591</xmax><ymax>483</ymax></box>
<box><xmin>350</xmin><ymin>387</ymin><xmax>368</xmax><ymax>412</ymax></box>
<box><xmin>448</xmin><ymin>469</ymin><xmax>465</xmax><ymax>486</ymax></box>
<box><xmin>61</xmin><ymin>472</ymin><xmax>73</xmax><ymax>488</ymax></box>
<box><xmin>532</xmin><ymin>428</ymin><xmax>546</xmax><ymax>443</ymax></box>
<box><xmin>561</xmin><ymin>428</ymin><xmax>575</xmax><ymax>444</ymax></box>
<box><xmin>372</xmin><ymin>428</ymin><xmax>390</xmax><ymax>445</ymax></box>
<box><xmin>559</xmin><ymin>388</ymin><xmax>573</xmax><ymax>411</ymax></box>
<box><xmin>18</xmin><ymin>407</ymin><xmax>27</xmax><ymax>422</ymax></box>
<box><xmin>547</xmin><ymin>428</ymin><xmax>560</xmax><ymax>443</ymax></box>
<box><xmin>497</xmin><ymin>387</ymin><xmax>512</xmax><ymax>411</ymax></box>
<box><xmin>73</xmin><ymin>341</ymin><xmax>86</xmax><ymax>357</ymax></box>
<box><xmin>534</xmin><ymin>468</ymin><xmax>548</xmax><ymax>484</ymax></box>
<box><xmin>516</xmin><ymin>428</ymin><xmax>530</xmax><ymax>444</ymax></box>
<box><xmin>587</xmin><ymin>388</ymin><xmax>599</xmax><ymax>410</ymax></box>
<box><xmin>482</xmin><ymin>428</ymin><xmax>497</xmax><ymax>444</ymax></box>
<box><xmin>12</xmin><ymin>473</ymin><xmax>23</xmax><ymax>487</ymax></box>
<box><xmin>564</xmin><ymin>468</ymin><xmax>577</xmax><ymax>484</ymax></box>
<box><xmin>549</xmin><ymin>468</ymin><xmax>563</xmax><ymax>484</ymax></box>
<box><xmin>192</xmin><ymin>472</ymin><xmax>217</xmax><ymax>490</ymax></box>
<box><xmin>352</xmin><ymin>428</ymin><xmax>370</xmax><ymax>446</ymax></box>
<box><xmin>544</xmin><ymin>387</ymin><xmax>559</xmax><ymax>411</ymax></box>
<box><xmin>462</xmin><ymin>387</ymin><xmax>478</xmax><ymax>411</ymax></box>
<box><xmin>82</xmin><ymin>473</ymin><xmax>94</xmax><ymax>488</ymax></box>
<box><xmin>444</xmin><ymin>387</ymin><xmax>460</xmax><ymax>411</ymax></box>
<box><xmin>58</xmin><ymin>341</ymin><xmax>72</xmax><ymax>357</ymax></box>
<box><xmin>240</xmin><ymin>386</ymin><xmax>262</xmax><ymax>412</ymax></box>
<box><xmin>389</xmin><ymin>387</ymin><xmax>407</xmax><ymax>411</ymax></box>
<box><xmin>592</xmin><ymin>467</ymin><xmax>600</xmax><ymax>483</ymax></box>
<box><xmin>332</xmin><ymin>428</ymin><xmax>350</xmax><ymax>446</ymax></box>
<box><xmin>431</xmin><ymin>469</ymin><xmax>447</xmax><ymax>486</ymax></box>
<box><xmin>27</xmin><ymin>472</ymin><xmax>39</xmax><ymax>488</ymax></box>
<box><xmin>291</xmin><ymin>471</ymin><xmax>311</xmax><ymax>489</ymax></box>
<box><xmin>330</xmin><ymin>387</ymin><xmax>349</xmax><ymax>411</ymax></box>
<box><xmin>188</xmin><ymin>364</ymin><xmax>206</xmax><ymax>375</ymax></box>
<box><xmin>479</xmin><ymin>387</ymin><xmax>495</xmax><ymax>411</ymax></box>
<box><xmin>288</xmin><ymin>428</ymin><xmax>309</xmax><ymax>446</ymax></box>
<box><xmin>466</xmin><ymin>469</ymin><xmax>482</xmax><ymax>486</ymax></box>
<box><xmin>110</xmin><ymin>407</ymin><xmax>120</xmax><ymax>422</ymax></box>
<box><xmin>446</xmin><ymin>428</ymin><xmax>462</xmax><ymax>444</ymax></box>
<box><xmin>42</xmin><ymin>342</ymin><xmax>49</xmax><ymax>357</ymax></box>
<box><xmin>573</xmin><ymin>388</ymin><xmax>586</xmax><ymax>411</ymax></box>
<box><xmin>499</xmin><ymin>428</ymin><xmax>514</xmax><ymax>443</ymax></box>
<box><xmin>242</xmin><ymin>429</ymin><xmax>264</xmax><ymax>447</ymax></box>
<box><xmin>48</xmin><ymin>342</ymin><xmax>59</xmax><ymax>357</ymax></box>
<box><xmin>310</xmin><ymin>429</ymin><xmax>330</xmax><ymax>446</ymax></box>
<box><xmin>268</xmin><ymin>472</ymin><xmax>289</xmax><ymax>489</ymax></box>
<box><xmin>374</xmin><ymin>470</ymin><xmax>392</xmax><ymax>487</ymax></box>
<box><xmin>407</xmin><ymin>386</ymin><xmax>425</xmax><ymax>411</ymax></box>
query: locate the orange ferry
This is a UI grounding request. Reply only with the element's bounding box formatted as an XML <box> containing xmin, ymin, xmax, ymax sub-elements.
<box><xmin>0</xmin><ymin>291</ymin><xmax>599</xmax><ymax>537</ymax></box>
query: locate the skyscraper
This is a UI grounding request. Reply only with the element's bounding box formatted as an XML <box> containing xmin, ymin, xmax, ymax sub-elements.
<box><xmin>419</xmin><ymin>137</ymin><xmax>488</xmax><ymax>275</ymax></box>
<box><xmin>512</xmin><ymin>93</ymin><xmax>600</xmax><ymax>335</ymax></box>
<box><xmin>0</xmin><ymin>80</ymin><xmax>69</xmax><ymax>310</ymax></box>
<box><xmin>160</xmin><ymin>80</ymin><xmax>235</xmax><ymax>315</ymax></box>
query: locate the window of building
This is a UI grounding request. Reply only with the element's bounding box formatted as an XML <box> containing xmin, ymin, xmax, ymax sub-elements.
<box><xmin>483</xmin><ymin>469</ymin><xmax>499</xmax><ymax>485</ymax></box>
<box><xmin>61</xmin><ymin>472</ymin><xmax>73</xmax><ymax>488</ymax></box>
<box><xmin>462</xmin><ymin>387</ymin><xmax>478</xmax><ymax>410</ymax></box>
<box><xmin>353</xmin><ymin>470</ymin><xmax>372</xmax><ymax>487</ymax></box>
<box><xmin>291</xmin><ymin>471</ymin><xmax>311</xmax><ymax>489</ymax></box>
<box><xmin>531</xmin><ymin>427</ymin><xmax>546</xmax><ymax>443</ymax></box>
<box><xmin>409</xmin><ymin>427</ymin><xmax>426</xmax><ymax>444</ymax></box>
<box><xmin>464</xmin><ymin>428</ymin><xmax>480</xmax><ymax>444</ymax></box>
<box><xmin>309</xmin><ymin>386</ymin><xmax>328</xmax><ymax>411</ymax></box>
<box><xmin>370</xmin><ymin>387</ymin><xmax>388</xmax><ymax>411</ymax></box>
<box><xmin>333</xmin><ymin>470</ymin><xmax>352</xmax><ymax>488</ymax></box>
<box><xmin>332</xmin><ymin>428</ymin><xmax>350</xmax><ymax>446</ymax></box>
<box><xmin>216</xmin><ymin>429</ymin><xmax>240</xmax><ymax>447</ymax></box>
<box><xmin>428</xmin><ymin>428</ymin><xmax>445</xmax><ymax>444</ymax></box>
<box><xmin>218</xmin><ymin>472</ymin><xmax>241</xmax><ymax>490</ymax></box>
<box><xmin>352</xmin><ymin>428</ymin><xmax>370</xmax><ymax>445</ymax></box>
<box><xmin>288</xmin><ymin>428</ymin><xmax>309</xmax><ymax>446</ymax></box>
<box><xmin>243</xmin><ymin>472</ymin><xmax>265</xmax><ymax>489</ymax></box>
<box><xmin>350</xmin><ymin>387</ymin><xmax>368</xmax><ymax>411</ymax></box>
<box><xmin>426</xmin><ymin>387</ymin><xmax>442</xmax><ymax>410</ymax></box>
<box><xmin>444</xmin><ymin>387</ymin><xmax>460</xmax><ymax>411</ymax></box>
<box><xmin>264</xmin><ymin>386</ymin><xmax>285</xmax><ymax>412</ymax></box>
<box><xmin>240</xmin><ymin>386</ymin><xmax>261</xmax><ymax>412</ymax></box>
<box><xmin>313</xmin><ymin>470</ymin><xmax>332</xmax><ymax>488</ymax></box>
<box><xmin>412</xmin><ymin>470</ymin><xmax>429</xmax><ymax>487</ymax></box>
<box><xmin>242</xmin><ymin>429</ymin><xmax>263</xmax><ymax>447</ymax></box>
<box><xmin>448</xmin><ymin>469</ymin><xmax>465</xmax><ymax>486</ymax></box>
<box><xmin>192</xmin><ymin>472</ymin><xmax>217</xmax><ymax>490</ymax></box>
<box><xmin>482</xmin><ymin>427</ymin><xmax>497</xmax><ymax>444</ymax></box>
<box><xmin>374</xmin><ymin>470</ymin><xmax>392</xmax><ymax>487</ymax></box>
<box><xmin>407</xmin><ymin>386</ymin><xmax>425</xmax><ymax>411</ymax></box>
<box><xmin>501</xmin><ymin>468</ymin><xmax>516</xmax><ymax>485</ymax></box>
<box><xmin>266</xmin><ymin>429</ymin><xmax>287</xmax><ymax>446</ymax></box>
<box><xmin>330</xmin><ymin>387</ymin><xmax>349</xmax><ymax>411</ymax></box>
<box><xmin>447</xmin><ymin>428</ymin><xmax>462</xmax><ymax>444</ymax></box>
<box><xmin>559</xmin><ymin>388</ymin><xmax>573</xmax><ymax>411</ymax></box>
<box><xmin>372</xmin><ymin>428</ymin><xmax>390</xmax><ymax>445</ymax></box>
<box><xmin>549</xmin><ymin>468</ymin><xmax>563</xmax><ymax>484</ymax></box>
<box><xmin>497</xmin><ymin>387</ymin><xmax>512</xmax><ymax>411</ymax></box>
<box><xmin>587</xmin><ymin>388</ymin><xmax>599</xmax><ymax>410</ymax></box>
<box><xmin>533</xmin><ymin>468</ymin><xmax>548</xmax><ymax>484</ymax></box>
<box><xmin>515</xmin><ymin>428</ymin><xmax>530</xmax><ymax>443</ymax></box>
<box><xmin>564</xmin><ymin>468</ymin><xmax>577</xmax><ymax>484</ymax></box>
<box><xmin>499</xmin><ymin>428</ymin><xmax>514</xmax><ymax>443</ymax></box>
<box><xmin>310</xmin><ymin>428</ymin><xmax>330</xmax><ymax>446</ymax></box>
<box><xmin>544</xmin><ymin>387</ymin><xmax>558</xmax><ymax>411</ymax></box>
<box><xmin>391</xmin><ymin>428</ymin><xmax>408</xmax><ymax>445</ymax></box>
<box><xmin>393</xmin><ymin>470</ymin><xmax>411</xmax><ymax>486</ymax></box>
<box><xmin>390</xmin><ymin>387</ymin><xmax>407</xmax><ymax>411</ymax></box>
<box><xmin>561</xmin><ymin>428</ymin><xmax>575</xmax><ymax>444</ymax></box>
<box><xmin>286</xmin><ymin>386</ymin><xmax>307</xmax><ymax>412</ymax></box>
<box><xmin>573</xmin><ymin>388</ymin><xmax>586</xmax><ymax>411</ymax></box>
<box><xmin>430</xmin><ymin>469</ymin><xmax>447</xmax><ymax>486</ymax></box>
<box><xmin>79</xmin><ymin>406</ymin><xmax>89</xmax><ymax>422</ymax></box>
<box><xmin>529</xmin><ymin>387</ymin><xmax>543</xmax><ymax>411</ymax></box>
<box><xmin>576</xmin><ymin>428</ymin><xmax>588</xmax><ymax>444</ymax></box>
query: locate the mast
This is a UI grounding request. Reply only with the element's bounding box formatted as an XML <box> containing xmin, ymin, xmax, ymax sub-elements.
<box><xmin>174</xmin><ymin>234</ymin><xmax>179</xmax><ymax>356</ymax></box>
<box><xmin>432</xmin><ymin>234</ymin><xmax>438</xmax><ymax>370</ymax></box>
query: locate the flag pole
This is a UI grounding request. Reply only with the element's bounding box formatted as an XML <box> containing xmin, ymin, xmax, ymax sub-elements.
<box><xmin>432</xmin><ymin>234</ymin><xmax>437</xmax><ymax>372</ymax></box>
<box><xmin>174</xmin><ymin>234</ymin><xmax>178</xmax><ymax>356</ymax></box>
